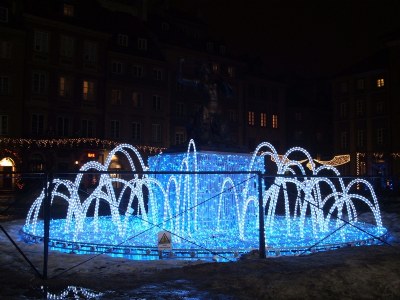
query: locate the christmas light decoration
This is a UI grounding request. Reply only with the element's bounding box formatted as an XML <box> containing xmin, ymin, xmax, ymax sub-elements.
<box><xmin>21</xmin><ymin>140</ymin><xmax>387</xmax><ymax>259</ymax></box>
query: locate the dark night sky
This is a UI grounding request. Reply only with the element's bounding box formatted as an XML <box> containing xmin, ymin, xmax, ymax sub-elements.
<box><xmin>168</xmin><ymin>0</ymin><xmax>400</xmax><ymax>78</ymax></box>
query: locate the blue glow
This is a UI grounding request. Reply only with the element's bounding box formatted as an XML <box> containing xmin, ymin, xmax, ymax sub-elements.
<box><xmin>21</xmin><ymin>140</ymin><xmax>388</xmax><ymax>259</ymax></box>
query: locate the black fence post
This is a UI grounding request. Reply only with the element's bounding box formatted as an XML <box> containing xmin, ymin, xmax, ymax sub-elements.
<box><xmin>43</xmin><ymin>172</ymin><xmax>52</xmax><ymax>279</ymax></box>
<box><xmin>258</xmin><ymin>172</ymin><xmax>266</xmax><ymax>258</ymax></box>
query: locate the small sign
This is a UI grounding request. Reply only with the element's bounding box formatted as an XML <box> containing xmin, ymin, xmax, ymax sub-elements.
<box><xmin>157</xmin><ymin>231</ymin><xmax>172</xmax><ymax>250</ymax></box>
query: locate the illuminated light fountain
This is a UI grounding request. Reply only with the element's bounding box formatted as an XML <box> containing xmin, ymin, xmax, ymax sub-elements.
<box><xmin>21</xmin><ymin>140</ymin><xmax>388</xmax><ymax>259</ymax></box>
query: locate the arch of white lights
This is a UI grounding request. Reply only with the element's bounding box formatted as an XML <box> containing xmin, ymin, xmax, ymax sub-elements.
<box><xmin>22</xmin><ymin>140</ymin><xmax>387</xmax><ymax>258</ymax></box>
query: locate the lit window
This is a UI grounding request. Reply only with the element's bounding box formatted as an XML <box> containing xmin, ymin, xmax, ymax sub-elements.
<box><xmin>138</xmin><ymin>38</ymin><xmax>147</xmax><ymax>50</ymax></box>
<box><xmin>260</xmin><ymin>113</ymin><xmax>267</xmax><ymax>127</ymax></box>
<box><xmin>151</xmin><ymin>123</ymin><xmax>161</xmax><ymax>142</ymax></box>
<box><xmin>32</xmin><ymin>71</ymin><xmax>47</xmax><ymax>94</ymax></box>
<box><xmin>132</xmin><ymin>122</ymin><xmax>141</xmax><ymax>141</ymax></box>
<box><xmin>0</xmin><ymin>115</ymin><xmax>8</xmax><ymax>135</ymax></box>
<box><xmin>248</xmin><ymin>111</ymin><xmax>255</xmax><ymax>126</ymax></box>
<box><xmin>59</xmin><ymin>76</ymin><xmax>72</xmax><ymax>97</ymax></box>
<box><xmin>356</xmin><ymin>79</ymin><xmax>365</xmax><ymax>90</ymax></box>
<box><xmin>340</xmin><ymin>131</ymin><xmax>348</xmax><ymax>149</ymax></box>
<box><xmin>0</xmin><ymin>76</ymin><xmax>9</xmax><ymax>95</ymax></box>
<box><xmin>63</xmin><ymin>4</ymin><xmax>74</xmax><ymax>17</ymax></box>
<box><xmin>60</xmin><ymin>35</ymin><xmax>74</xmax><ymax>58</ymax></box>
<box><xmin>0</xmin><ymin>40</ymin><xmax>12</xmax><ymax>58</ymax></box>
<box><xmin>132</xmin><ymin>92</ymin><xmax>142</xmax><ymax>107</ymax></box>
<box><xmin>110</xmin><ymin>120</ymin><xmax>120</xmax><ymax>138</ymax></box>
<box><xmin>272</xmin><ymin>114</ymin><xmax>278</xmax><ymax>129</ymax></box>
<box><xmin>132</xmin><ymin>65</ymin><xmax>143</xmax><ymax>78</ymax></box>
<box><xmin>31</xmin><ymin>114</ymin><xmax>44</xmax><ymax>136</ymax></box>
<box><xmin>83</xmin><ymin>80</ymin><xmax>95</xmax><ymax>100</ymax></box>
<box><xmin>83</xmin><ymin>41</ymin><xmax>97</xmax><ymax>63</ymax></box>
<box><xmin>0</xmin><ymin>7</ymin><xmax>8</xmax><ymax>22</ymax></box>
<box><xmin>377</xmin><ymin>128</ymin><xmax>384</xmax><ymax>145</ymax></box>
<box><xmin>117</xmin><ymin>34</ymin><xmax>128</xmax><ymax>47</ymax></box>
<box><xmin>357</xmin><ymin>129</ymin><xmax>364</xmax><ymax>148</ymax></box>
<box><xmin>81</xmin><ymin>119</ymin><xmax>94</xmax><ymax>137</ymax></box>
<box><xmin>57</xmin><ymin>116</ymin><xmax>69</xmax><ymax>137</ymax></box>
<box><xmin>377</xmin><ymin>78</ymin><xmax>384</xmax><ymax>88</ymax></box>
<box><xmin>112</xmin><ymin>61</ymin><xmax>123</xmax><ymax>74</ymax></box>
<box><xmin>152</xmin><ymin>95</ymin><xmax>161</xmax><ymax>111</ymax></box>
<box><xmin>153</xmin><ymin>68</ymin><xmax>163</xmax><ymax>80</ymax></box>
<box><xmin>227</xmin><ymin>66</ymin><xmax>234</xmax><ymax>77</ymax></box>
<box><xmin>33</xmin><ymin>31</ymin><xmax>49</xmax><ymax>53</ymax></box>
<box><xmin>111</xmin><ymin>89</ymin><xmax>122</xmax><ymax>105</ymax></box>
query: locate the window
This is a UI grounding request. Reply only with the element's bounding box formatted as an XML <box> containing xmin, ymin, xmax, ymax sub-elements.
<box><xmin>0</xmin><ymin>41</ymin><xmax>11</xmax><ymax>58</ymax></box>
<box><xmin>357</xmin><ymin>129</ymin><xmax>364</xmax><ymax>148</ymax></box>
<box><xmin>227</xmin><ymin>66</ymin><xmax>234</xmax><ymax>78</ymax></box>
<box><xmin>340</xmin><ymin>131</ymin><xmax>348</xmax><ymax>149</ymax></box>
<box><xmin>248</xmin><ymin>84</ymin><xmax>255</xmax><ymax>97</ymax></box>
<box><xmin>132</xmin><ymin>65</ymin><xmax>143</xmax><ymax>78</ymax></box>
<box><xmin>152</xmin><ymin>123</ymin><xmax>161</xmax><ymax>142</ymax></box>
<box><xmin>176</xmin><ymin>102</ymin><xmax>185</xmax><ymax>117</ymax></box>
<box><xmin>0</xmin><ymin>7</ymin><xmax>8</xmax><ymax>22</ymax></box>
<box><xmin>229</xmin><ymin>110</ymin><xmax>236</xmax><ymax>122</ymax></box>
<box><xmin>153</xmin><ymin>68</ymin><xmax>163</xmax><ymax>80</ymax></box>
<box><xmin>175</xmin><ymin>130</ymin><xmax>185</xmax><ymax>145</ymax></box>
<box><xmin>82</xmin><ymin>80</ymin><xmax>95</xmax><ymax>101</ymax></box>
<box><xmin>272</xmin><ymin>114</ymin><xmax>278</xmax><ymax>129</ymax></box>
<box><xmin>60</xmin><ymin>35</ymin><xmax>74</xmax><ymax>58</ymax></box>
<box><xmin>0</xmin><ymin>76</ymin><xmax>9</xmax><ymax>95</ymax></box>
<box><xmin>248</xmin><ymin>111</ymin><xmax>255</xmax><ymax>126</ymax></box>
<box><xmin>83</xmin><ymin>41</ymin><xmax>97</xmax><ymax>63</ymax></box>
<box><xmin>138</xmin><ymin>38</ymin><xmax>147</xmax><ymax>50</ymax></box>
<box><xmin>117</xmin><ymin>34</ymin><xmax>128</xmax><ymax>47</ymax></box>
<box><xmin>356</xmin><ymin>78</ymin><xmax>365</xmax><ymax>90</ymax></box>
<box><xmin>161</xmin><ymin>22</ymin><xmax>170</xmax><ymax>31</ymax></box>
<box><xmin>152</xmin><ymin>95</ymin><xmax>161</xmax><ymax>111</ymax></box>
<box><xmin>132</xmin><ymin>92</ymin><xmax>142</xmax><ymax>107</ymax></box>
<box><xmin>63</xmin><ymin>4</ymin><xmax>74</xmax><ymax>16</ymax></box>
<box><xmin>376</xmin><ymin>101</ymin><xmax>384</xmax><ymax>114</ymax></box>
<box><xmin>260</xmin><ymin>113</ymin><xmax>267</xmax><ymax>127</ymax></box>
<box><xmin>295</xmin><ymin>112</ymin><xmax>302</xmax><ymax>121</ymax></box>
<box><xmin>131</xmin><ymin>122</ymin><xmax>141</xmax><ymax>141</ymax></box>
<box><xmin>356</xmin><ymin>99</ymin><xmax>364</xmax><ymax>116</ymax></box>
<box><xmin>112</xmin><ymin>61</ymin><xmax>123</xmax><ymax>74</ymax></box>
<box><xmin>33</xmin><ymin>31</ymin><xmax>49</xmax><ymax>53</ymax></box>
<box><xmin>111</xmin><ymin>89</ymin><xmax>122</xmax><ymax>105</ymax></box>
<box><xmin>340</xmin><ymin>82</ymin><xmax>348</xmax><ymax>93</ymax></box>
<box><xmin>340</xmin><ymin>102</ymin><xmax>347</xmax><ymax>118</ymax></box>
<box><xmin>31</xmin><ymin>114</ymin><xmax>44</xmax><ymax>136</ymax></box>
<box><xmin>219</xmin><ymin>45</ymin><xmax>226</xmax><ymax>55</ymax></box>
<box><xmin>0</xmin><ymin>115</ymin><xmax>8</xmax><ymax>135</ymax></box>
<box><xmin>206</xmin><ymin>42</ymin><xmax>213</xmax><ymax>52</ymax></box>
<box><xmin>377</xmin><ymin>128</ymin><xmax>384</xmax><ymax>145</ymax></box>
<box><xmin>59</xmin><ymin>76</ymin><xmax>72</xmax><ymax>97</ymax></box>
<box><xmin>81</xmin><ymin>119</ymin><xmax>94</xmax><ymax>137</ymax></box>
<box><xmin>110</xmin><ymin>120</ymin><xmax>120</xmax><ymax>138</ymax></box>
<box><xmin>57</xmin><ymin>117</ymin><xmax>69</xmax><ymax>137</ymax></box>
<box><xmin>212</xmin><ymin>63</ymin><xmax>219</xmax><ymax>73</ymax></box>
<box><xmin>32</xmin><ymin>71</ymin><xmax>47</xmax><ymax>94</ymax></box>
<box><xmin>294</xmin><ymin>130</ymin><xmax>303</xmax><ymax>141</ymax></box>
<box><xmin>377</xmin><ymin>78</ymin><xmax>384</xmax><ymax>88</ymax></box>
